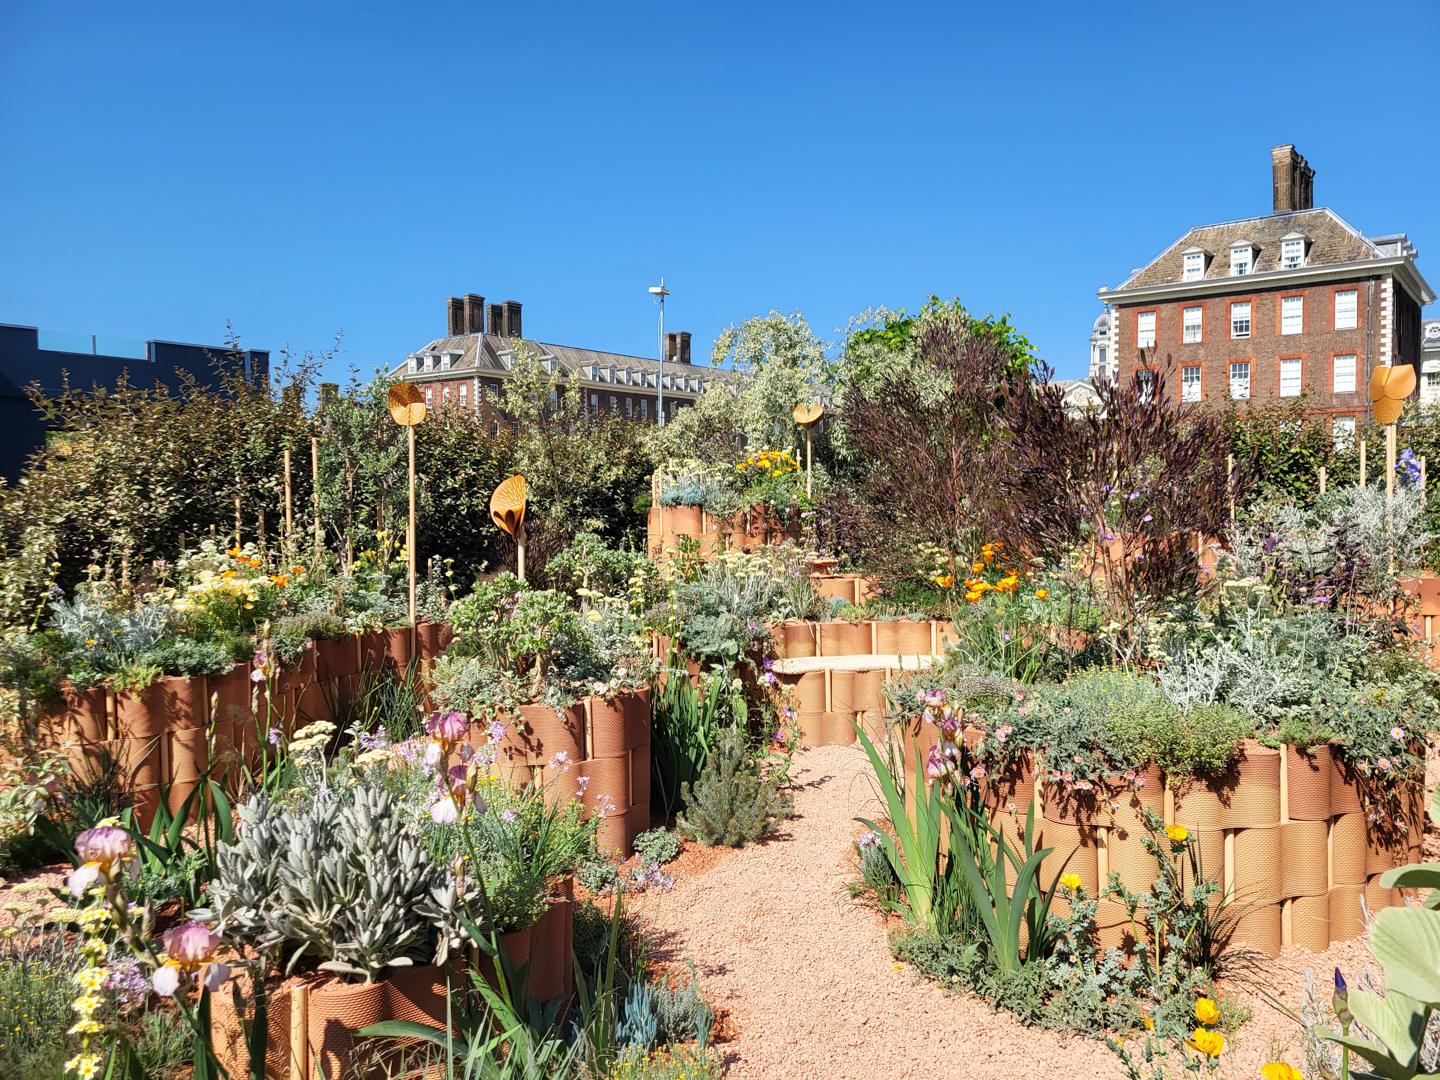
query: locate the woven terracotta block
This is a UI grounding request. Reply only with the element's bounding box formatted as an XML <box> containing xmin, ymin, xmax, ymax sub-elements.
<box><xmin>1332</xmin><ymin>813</ymin><xmax>1368</xmax><ymax>885</ymax></box>
<box><xmin>1233</xmin><ymin>826</ymin><xmax>1282</xmax><ymax>906</ymax></box>
<box><xmin>1365</xmin><ymin>874</ymin><xmax>1400</xmax><ymax>915</ymax></box>
<box><xmin>1329</xmin><ymin>883</ymin><xmax>1366</xmax><ymax>941</ymax></box>
<box><xmin>1290</xmin><ymin>894</ymin><xmax>1331</xmax><ymax>951</ymax></box>
<box><xmin>1221</xmin><ymin>743</ymin><xmax>1281</xmax><ymax>828</ymax></box>
<box><xmin>792</xmin><ymin>671</ymin><xmax>826</xmax><ymax>713</ymax></box>
<box><xmin>1286</xmin><ymin>745</ymin><xmax>1334</xmax><ymax>820</ymax></box>
<box><xmin>595</xmin><ymin>799</ymin><xmax>647</xmax><ymax>858</ymax></box>
<box><xmin>895</xmin><ymin>620</ymin><xmax>932</xmax><ymax>656</ymax></box>
<box><xmin>1171</xmin><ymin>778</ymin><xmax>1227</xmax><ymax>832</ymax></box>
<box><xmin>622</xmin><ymin>688</ymin><xmax>650</xmax><ymax>751</ymax></box>
<box><xmin>851</xmin><ymin>669</ymin><xmax>885</xmax><ymax>716</ymax></box>
<box><xmin>830</xmin><ymin>671</ymin><xmax>856</xmax><ymax>714</ymax></box>
<box><xmin>820</xmin><ymin>711</ymin><xmax>857</xmax><ymax>746</ymax></box>
<box><xmin>1094</xmin><ymin>897</ymin><xmax>1145</xmax><ymax>953</ymax></box>
<box><xmin>874</xmin><ymin>621</ymin><xmax>899</xmax><ymax>654</ymax></box>
<box><xmin>358</xmin><ymin>629</ymin><xmax>387</xmax><ymax>672</ymax></box>
<box><xmin>1040</xmin><ymin>821</ymin><xmax>1099</xmax><ymax>895</ymax></box>
<box><xmin>630</xmin><ymin>743</ymin><xmax>651</xmax><ymax>807</ymax></box>
<box><xmin>1229</xmin><ymin>903</ymin><xmax>1281</xmax><ymax>958</ymax></box>
<box><xmin>590</xmin><ymin>695</ymin><xmax>627</xmax><ymax>758</ymax></box>
<box><xmin>115</xmin><ymin>682</ymin><xmax>169</xmax><ymax>739</ymax></box>
<box><xmin>1106</xmin><ymin>820</ymin><xmax>1159</xmax><ymax>894</ymax></box>
<box><xmin>208</xmin><ymin>665</ymin><xmax>254</xmax><ymax>725</ymax></box>
<box><xmin>510</xmin><ymin>704</ymin><xmax>584</xmax><ymax>765</ymax></box>
<box><xmin>1280</xmin><ymin>820</ymin><xmax>1329</xmax><ymax>898</ymax></box>
<box><xmin>314</xmin><ymin>635</ymin><xmax>359</xmax><ymax>680</ymax></box>
<box><xmin>796</xmin><ymin>711</ymin><xmax>826</xmax><ymax>748</ymax></box>
<box><xmin>778</xmin><ymin>620</ymin><xmax>816</xmax><ymax>658</ymax></box>
<box><xmin>577</xmin><ymin>756</ymin><xmax>630</xmax><ymax>815</ymax></box>
<box><xmin>1330</xmin><ymin>755</ymin><xmax>1364</xmax><ymax>815</ymax></box>
<box><xmin>1367</xmin><ymin>831</ymin><xmax>1405</xmax><ymax>878</ymax></box>
<box><xmin>62</xmin><ymin>683</ymin><xmax>107</xmax><ymax>743</ymax></box>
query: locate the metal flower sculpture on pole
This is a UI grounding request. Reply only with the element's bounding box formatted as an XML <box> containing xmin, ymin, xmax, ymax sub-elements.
<box><xmin>793</xmin><ymin>402</ymin><xmax>824</xmax><ymax>499</ymax></box>
<box><xmin>490</xmin><ymin>474</ymin><xmax>528</xmax><ymax>581</ymax></box>
<box><xmin>387</xmin><ymin>382</ymin><xmax>427</xmax><ymax>626</ymax></box>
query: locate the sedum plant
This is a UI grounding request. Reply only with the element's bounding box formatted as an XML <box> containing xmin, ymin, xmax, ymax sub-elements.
<box><xmin>677</xmin><ymin>728</ymin><xmax>789</xmax><ymax>848</ymax></box>
<box><xmin>201</xmin><ymin>774</ymin><xmax>438</xmax><ymax>983</ymax></box>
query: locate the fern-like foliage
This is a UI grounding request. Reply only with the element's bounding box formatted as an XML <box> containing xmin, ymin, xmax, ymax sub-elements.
<box><xmin>677</xmin><ymin>728</ymin><xmax>790</xmax><ymax>848</ymax></box>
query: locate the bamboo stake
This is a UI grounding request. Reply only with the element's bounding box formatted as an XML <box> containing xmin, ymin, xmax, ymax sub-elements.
<box><xmin>1423</xmin><ymin>456</ymin><xmax>1429</xmax><ymax>506</ymax></box>
<box><xmin>283</xmin><ymin>447</ymin><xmax>293</xmax><ymax>556</ymax></box>
<box><xmin>1387</xmin><ymin>423</ymin><xmax>1397</xmax><ymax>575</ymax></box>
<box><xmin>311</xmin><ymin>437</ymin><xmax>322</xmax><ymax>560</ymax></box>
<box><xmin>1319</xmin><ymin>465</ymin><xmax>1327</xmax><ymax>495</ymax></box>
<box><xmin>408</xmin><ymin>424</ymin><xmax>417</xmax><ymax>626</ymax></box>
<box><xmin>1226</xmin><ymin>455</ymin><xmax>1235</xmax><ymax>524</ymax></box>
<box><xmin>234</xmin><ymin>494</ymin><xmax>242</xmax><ymax>546</ymax></box>
<box><xmin>289</xmin><ymin>982</ymin><xmax>309</xmax><ymax>1080</ymax></box>
<box><xmin>1360</xmin><ymin>439</ymin><xmax>1367</xmax><ymax>488</ymax></box>
<box><xmin>805</xmin><ymin>425</ymin><xmax>813</xmax><ymax>499</ymax></box>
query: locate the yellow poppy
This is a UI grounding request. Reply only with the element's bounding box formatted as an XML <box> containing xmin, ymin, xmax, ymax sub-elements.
<box><xmin>1185</xmin><ymin>1029</ymin><xmax>1223</xmax><ymax>1057</ymax></box>
<box><xmin>1143</xmin><ymin>1017</ymin><xmax>1154</xmax><ymax>1030</ymax></box>
<box><xmin>1165</xmin><ymin>824</ymin><xmax>1188</xmax><ymax>842</ymax></box>
<box><xmin>935</xmin><ymin>575</ymin><xmax>955</xmax><ymax>589</ymax></box>
<box><xmin>1059</xmin><ymin>873</ymin><xmax>1082</xmax><ymax>891</ymax></box>
<box><xmin>1034</xmin><ymin>589</ymin><xmax>1049</xmax><ymax>600</ymax></box>
<box><xmin>1261</xmin><ymin>1065</ymin><xmax>1303</xmax><ymax>1080</ymax></box>
<box><xmin>247</xmin><ymin>559</ymin><xmax>262</xmax><ymax>568</ymax></box>
<box><xmin>221</xmin><ymin>570</ymin><xmax>237</xmax><ymax>579</ymax></box>
<box><xmin>964</xmin><ymin>591</ymin><xmax>983</xmax><ymax>603</ymax></box>
<box><xmin>1194</xmin><ymin>998</ymin><xmax>1219</xmax><ymax>1025</ymax></box>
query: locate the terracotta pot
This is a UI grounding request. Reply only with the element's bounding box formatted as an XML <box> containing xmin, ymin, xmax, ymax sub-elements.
<box><xmin>577</xmin><ymin>755</ymin><xmax>630</xmax><ymax>815</ymax></box>
<box><xmin>816</xmin><ymin>621</ymin><xmax>855</xmax><ymax>656</ymax></box>
<box><xmin>1291</xmin><ymin>893</ymin><xmax>1331</xmax><ymax>951</ymax></box>
<box><xmin>590</xmin><ymin>695</ymin><xmax>627</xmax><ymax>757</ymax></box>
<box><xmin>621</xmin><ymin>687</ymin><xmax>650</xmax><ymax>750</ymax></box>
<box><xmin>1331</xmin><ymin>812</ymin><xmax>1368</xmax><ymax>885</ymax></box>
<box><xmin>314</xmin><ymin>635</ymin><xmax>359</xmax><ymax>681</ymax></box>
<box><xmin>62</xmin><ymin>682</ymin><xmax>108</xmax><ymax>743</ymax></box>
<box><xmin>1220</xmin><ymin>741</ymin><xmax>1281</xmax><ymax>828</ymax></box>
<box><xmin>209</xmin><ymin>664</ymin><xmax>254</xmax><ymax>725</ymax></box>
<box><xmin>1286</xmin><ymin>744</ymin><xmax>1333</xmax><ymax>820</ymax></box>
<box><xmin>211</xmin><ymin>973</ymin><xmax>292</xmax><ymax>1080</ymax></box>
<box><xmin>384</xmin><ymin>626</ymin><xmax>414</xmax><ymax>667</ymax></box>
<box><xmin>895</xmin><ymin>620</ymin><xmax>933</xmax><ymax>657</ymax></box>
<box><xmin>1329</xmin><ymin>883</ymin><xmax>1366</xmax><ymax>941</ymax></box>
<box><xmin>1399</xmin><ymin>574</ymin><xmax>1440</xmax><ymax>617</ymax></box>
<box><xmin>307</xmin><ymin>977</ymin><xmax>389</xmax><ymax>1080</ymax></box>
<box><xmin>778</xmin><ymin>620</ymin><xmax>816</xmax><ymax>658</ymax></box>
<box><xmin>358</xmin><ymin>630</ymin><xmax>387</xmax><ymax>672</ymax></box>
<box><xmin>416</xmin><ymin>620</ymin><xmax>454</xmax><ymax>662</ymax></box>
<box><xmin>509</xmin><ymin>703</ymin><xmax>584</xmax><ymax>765</ymax></box>
<box><xmin>115</xmin><ymin>681</ymin><xmax>168</xmax><ymax>739</ymax></box>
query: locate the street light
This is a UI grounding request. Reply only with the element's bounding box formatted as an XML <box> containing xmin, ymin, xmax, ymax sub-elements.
<box><xmin>649</xmin><ymin>279</ymin><xmax>669</xmax><ymax>426</ymax></box>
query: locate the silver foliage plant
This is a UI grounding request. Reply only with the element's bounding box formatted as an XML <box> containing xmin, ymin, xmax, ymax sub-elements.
<box><xmin>201</xmin><ymin>775</ymin><xmax>440</xmax><ymax>983</ymax></box>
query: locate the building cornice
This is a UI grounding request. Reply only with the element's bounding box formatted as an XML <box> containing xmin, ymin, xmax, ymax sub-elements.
<box><xmin>1100</xmin><ymin>256</ymin><xmax>1435</xmax><ymax>307</ymax></box>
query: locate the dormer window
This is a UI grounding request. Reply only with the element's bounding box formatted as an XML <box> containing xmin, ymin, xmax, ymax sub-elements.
<box><xmin>423</xmin><ymin>353</ymin><xmax>434</xmax><ymax>372</ymax></box>
<box><xmin>1230</xmin><ymin>242</ymin><xmax>1256</xmax><ymax>277</ymax></box>
<box><xmin>1281</xmin><ymin>233</ymin><xmax>1308</xmax><ymax>269</ymax></box>
<box><xmin>441</xmin><ymin>350</ymin><xmax>461</xmax><ymax>371</ymax></box>
<box><xmin>1182</xmin><ymin>249</ymin><xmax>1208</xmax><ymax>282</ymax></box>
<box><xmin>407</xmin><ymin>354</ymin><xmax>418</xmax><ymax>374</ymax></box>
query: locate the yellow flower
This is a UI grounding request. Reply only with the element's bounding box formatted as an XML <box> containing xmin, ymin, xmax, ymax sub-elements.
<box><xmin>1059</xmin><ymin>873</ymin><xmax>1082</xmax><ymax>891</ymax></box>
<box><xmin>1143</xmin><ymin>1017</ymin><xmax>1154</xmax><ymax>1030</ymax></box>
<box><xmin>1186</xmin><ymin>1028</ymin><xmax>1223</xmax><ymax>1056</ymax></box>
<box><xmin>247</xmin><ymin>558</ymin><xmax>262</xmax><ymax>568</ymax></box>
<box><xmin>1034</xmin><ymin>589</ymin><xmax>1049</xmax><ymax>600</ymax></box>
<box><xmin>935</xmin><ymin>575</ymin><xmax>955</xmax><ymax>589</ymax></box>
<box><xmin>221</xmin><ymin>570</ymin><xmax>237</xmax><ymax>579</ymax></box>
<box><xmin>971</xmin><ymin>562</ymin><xmax>984</xmax><ymax>574</ymax></box>
<box><xmin>964</xmin><ymin>591</ymin><xmax>983</xmax><ymax>603</ymax></box>
<box><xmin>1194</xmin><ymin>998</ymin><xmax>1220</xmax><ymax>1025</ymax></box>
<box><xmin>1261</xmin><ymin>1065</ymin><xmax>1303</xmax><ymax>1080</ymax></box>
<box><xmin>1165</xmin><ymin>824</ymin><xmax>1189</xmax><ymax>842</ymax></box>
<box><xmin>892</xmin><ymin>963</ymin><xmax>904</xmax><ymax>971</ymax></box>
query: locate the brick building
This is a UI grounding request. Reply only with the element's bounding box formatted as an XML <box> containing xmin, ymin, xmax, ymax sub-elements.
<box><xmin>1098</xmin><ymin>146</ymin><xmax>1434</xmax><ymax>440</ymax></box>
<box><xmin>390</xmin><ymin>293</ymin><xmax>729</xmax><ymax>433</ymax></box>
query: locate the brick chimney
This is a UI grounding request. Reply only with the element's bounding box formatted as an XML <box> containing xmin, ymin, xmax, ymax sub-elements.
<box><xmin>502</xmin><ymin>300</ymin><xmax>522</xmax><ymax>339</ymax></box>
<box><xmin>1271</xmin><ymin>145</ymin><xmax>1314</xmax><ymax>213</ymax></box>
<box><xmin>447</xmin><ymin>297</ymin><xmax>465</xmax><ymax>337</ymax></box>
<box><xmin>665</xmin><ymin>331</ymin><xmax>692</xmax><ymax>364</ymax></box>
<box><xmin>463</xmin><ymin>294</ymin><xmax>485</xmax><ymax>335</ymax></box>
<box><xmin>487</xmin><ymin>303</ymin><xmax>503</xmax><ymax>336</ymax></box>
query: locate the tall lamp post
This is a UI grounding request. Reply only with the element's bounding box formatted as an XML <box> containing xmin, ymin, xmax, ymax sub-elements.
<box><xmin>649</xmin><ymin>278</ymin><xmax>669</xmax><ymax>425</ymax></box>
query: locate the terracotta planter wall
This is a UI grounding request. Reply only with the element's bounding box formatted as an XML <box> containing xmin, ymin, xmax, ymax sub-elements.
<box><xmin>953</xmin><ymin>735</ymin><xmax>1419</xmax><ymax>959</ymax></box>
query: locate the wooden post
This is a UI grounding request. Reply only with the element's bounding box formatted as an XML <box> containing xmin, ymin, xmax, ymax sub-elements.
<box><xmin>1226</xmin><ymin>454</ymin><xmax>1235</xmax><ymax>524</ymax></box>
<box><xmin>234</xmin><ymin>493</ymin><xmax>242</xmax><ymax>546</ymax></box>
<box><xmin>1360</xmin><ymin>439</ymin><xmax>1367</xmax><ymax>488</ymax></box>
<box><xmin>257</xmin><ymin>509</ymin><xmax>266</xmax><ymax>558</ymax></box>
<box><xmin>311</xmin><ymin>437</ymin><xmax>322</xmax><ymax>559</ymax></box>
<box><xmin>1423</xmin><ymin>456</ymin><xmax>1429</xmax><ymax>506</ymax></box>
<box><xmin>283</xmin><ymin>447</ymin><xmax>293</xmax><ymax>553</ymax></box>
<box><xmin>1319</xmin><ymin>465</ymin><xmax>1327</xmax><ymax>495</ymax></box>
<box><xmin>1387</xmin><ymin>423</ymin><xmax>1397</xmax><ymax>575</ymax></box>
<box><xmin>289</xmin><ymin>982</ymin><xmax>310</xmax><ymax>1080</ymax></box>
<box><xmin>1223</xmin><ymin>829</ymin><xmax>1235</xmax><ymax>903</ymax></box>
<box><xmin>517</xmin><ymin>521</ymin><xmax>527</xmax><ymax>583</ymax></box>
<box><xmin>407</xmin><ymin>424</ymin><xmax>417</xmax><ymax>626</ymax></box>
<box><xmin>805</xmin><ymin>425</ymin><xmax>813</xmax><ymax>499</ymax></box>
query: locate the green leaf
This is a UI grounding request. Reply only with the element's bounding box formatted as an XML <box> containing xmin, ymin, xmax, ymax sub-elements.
<box><xmin>1371</xmin><ymin>906</ymin><xmax>1440</xmax><ymax>1005</ymax></box>
<box><xmin>356</xmin><ymin>1019</ymin><xmax>451</xmax><ymax>1048</ymax></box>
<box><xmin>1380</xmin><ymin>864</ymin><xmax>1440</xmax><ymax>891</ymax></box>
<box><xmin>1347</xmin><ymin>988</ymin><xmax>1428</xmax><ymax>1071</ymax></box>
<box><xmin>1315</xmin><ymin>1027</ymin><xmax>1420</xmax><ymax>1080</ymax></box>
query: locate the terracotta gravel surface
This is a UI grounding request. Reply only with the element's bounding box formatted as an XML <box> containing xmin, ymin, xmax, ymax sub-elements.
<box><xmin>631</xmin><ymin>744</ymin><xmax>1412</xmax><ymax>1080</ymax></box>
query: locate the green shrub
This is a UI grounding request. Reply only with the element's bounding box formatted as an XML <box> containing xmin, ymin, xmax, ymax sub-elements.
<box><xmin>677</xmin><ymin>729</ymin><xmax>790</xmax><ymax>848</ymax></box>
<box><xmin>633</xmin><ymin>828</ymin><xmax>682</xmax><ymax>868</ymax></box>
<box><xmin>1152</xmin><ymin>703</ymin><xmax>1256</xmax><ymax>780</ymax></box>
<box><xmin>651</xmin><ymin>961</ymin><xmax>715</xmax><ymax>1046</ymax></box>
<box><xmin>0</xmin><ymin>937</ymin><xmax>78</xmax><ymax>1079</ymax></box>
<box><xmin>578</xmin><ymin>857</ymin><xmax>621</xmax><ymax>896</ymax></box>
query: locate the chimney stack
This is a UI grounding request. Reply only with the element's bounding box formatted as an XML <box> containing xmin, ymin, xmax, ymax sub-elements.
<box><xmin>463</xmin><ymin>294</ymin><xmax>486</xmax><ymax>335</ymax></box>
<box><xmin>502</xmin><ymin>300</ymin><xmax>523</xmax><ymax>339</ymax></box>
<box><xmin>447</xmin><ymin>297</ymin><xmax>465</xmax><ymax>337</ymax></box>
<box><xmin>1271</xmin><ymin>145</ymin><xmax>1314</xmax><ymax>213</ymax></box>
<box><xmin>665</xmin><ymin>332</ymin><xmax>693</xmax><ymax>364</ymax></box>
<box><xmin>487</xmin><ymin>303</ymin><xmax>504</xmax><ymax>336</ymax></box>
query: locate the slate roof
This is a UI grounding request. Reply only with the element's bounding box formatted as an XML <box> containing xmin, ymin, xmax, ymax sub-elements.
<box><xmin>1119</xmin><ymin>208</ymin><xmax>1387</xmax><ymax>290</ymax></box>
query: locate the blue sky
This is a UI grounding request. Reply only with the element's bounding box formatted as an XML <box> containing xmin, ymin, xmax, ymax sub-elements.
<box><xmin>2</xmin><ymin>1</ymin><xmax>1436</xmax><ymax>382</ymax></box>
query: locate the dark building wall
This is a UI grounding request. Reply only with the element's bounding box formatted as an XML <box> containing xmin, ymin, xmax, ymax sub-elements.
<box><xmin>0</xmin><ymin>323</ymin><xmax>268</xmax><ymax>483</ymax></box>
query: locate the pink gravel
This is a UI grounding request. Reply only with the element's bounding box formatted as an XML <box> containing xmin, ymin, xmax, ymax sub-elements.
<box><xmin>631</xmin><ymin>744</ymin><xmax>1400</xmax><ymax>1080</ymax></box>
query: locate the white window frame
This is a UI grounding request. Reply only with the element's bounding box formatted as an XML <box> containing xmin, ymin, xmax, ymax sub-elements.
<box><xmin>1135</xmin><ymin>369</ymin><xmax>1157</xmax><ymax>403</ymax></box>
<box><xmin>407</xmin><ymin>355</ymin><xmax>418</xmax><ymax>374</ymax></box>
<box><xmin>1182</xmin><ymin>306</ymin><xmax>1203</xmax><ymax>344</ymax></box>
<box><xmin>1231</xmin><ymin>302</ymin><xmax>1251</xmax><ymax>339</ymax></box>
<box><xmin>1181</xmin><ymin>365</ymin><xmax>1202</xmax><ymax>402</ymax></box>
<box><xmin>1279</xmin><ymin>358</ymin><xmax>1302</xmax><ymax>398</ymax></box>
<box><xmin>640</xmin><ymin>398</ymin><xmax>649</xmax><ymax>419</ymax></box>
<box><xmin>424</xmin><ymin>385</ymin><xmax>433</xmax><ymax>407</ymax></box>
<box><xmin>423</xmin><ymin>354</ymin><xmax>433</xmax><ymax>372</ymax></box>
<box><xmin>1333</xmin><ymin>416</ymin><xmax>1356</xmax><ymax>448</ymax></box>
<box><xmin>1335</xmin><ymin>290</ymin><xmax>1358</xmax><ymax>330</ymax></box>
<box><xmin>1230</xmin><ymin>245</ymin><xmax>1252</xmax><ymax>276</ymax></box>
<box><xmin>1183</xmin><ymin>252</ymin><xmax>1206</xmax><ymax>282</ymax></box>
<box><xmin>1282</xmin><ymin>295</ymin><xmax>1304</xmax><ymax>336</ymax></box>
<box><xmin>1229</xmin><ymin>361</ymin><xmax>1251</xmax><ymax>400</ymax></box>
<box><xmin>1281</xmin><ymin>238</ymin><xmax>1305</xmax><ymax>269</ymax></box>
<box><xmin>1137</xmin><ymin>311</ymin><xmax>1157</xmax><ymax>348</ymax></box>
<box><xmin>1333</xmin><ymin>354</ymin><xmax>1357</xmax><ymax>394</ymax></box>
<box><xmin>442</xmin><ymin>384</ymin><xmax>451</xmax><ymax>404</ymax></box>
<box><xmin>459</xmin><ymin>381</ymin><xmax>468</xmax><ymax>407</ymax></box>
<box><xmin>589</xmin><ymin>393</ymin><xmax>598</xmax><ymax>414</ymax></box>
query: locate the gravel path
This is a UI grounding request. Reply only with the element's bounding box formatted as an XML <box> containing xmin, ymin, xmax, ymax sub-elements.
<box><xmin>633</xmin><ymin>744</ymin><xmax>1396</xmax><ymax>1080</ymax></box>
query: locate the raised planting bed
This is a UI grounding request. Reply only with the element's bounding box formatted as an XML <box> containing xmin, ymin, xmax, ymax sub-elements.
<box><xmin>475</xmin><ymin>689</ymin><xmax>652</xmax><ymax>858</ymax></box>
<box><xmin>42</xmin><ymin>623</ymin><xmax>452</xmax><ymax>830</ymax></box>
<box><xmin>772</xmin><ymin>618</ymin><xmax>955</xmax><ymax>659</ymax></box>
<box><xmin>895</xmin><ymin>721</ymin><xmax>1422</xmax><ymax>958</ymax></box>
<box><xmin>646</xmin><ymin>503</ymin><xmax>802</xmax><ymax>558</ymax></box>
